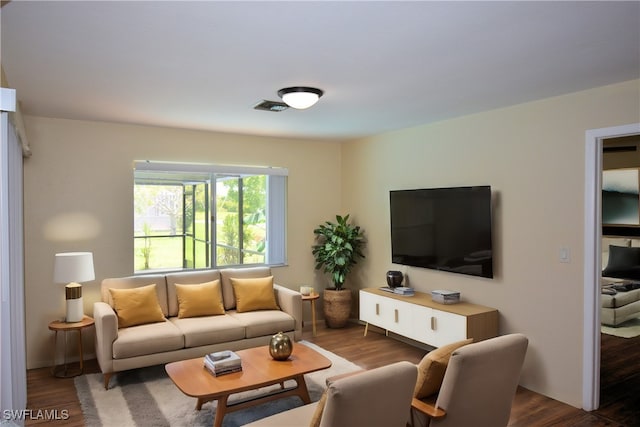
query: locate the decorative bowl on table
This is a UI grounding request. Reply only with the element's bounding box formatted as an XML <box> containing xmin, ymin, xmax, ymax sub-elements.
<box><xmin>269</xmin><ymin>331</ymin><xmax>293</xmax><ymax>361</ymax></box>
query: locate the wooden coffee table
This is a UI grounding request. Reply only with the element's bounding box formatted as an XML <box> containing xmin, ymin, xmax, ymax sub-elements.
<box><xmin>165</xmin><ymin>344</ymin><xmax>331</xmax><ymax>427</ymax></box>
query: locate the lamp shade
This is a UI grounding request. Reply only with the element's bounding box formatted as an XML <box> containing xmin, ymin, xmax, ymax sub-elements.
<box><xmin>277</xmin><ymin>87</ymin><xmax>323</xmax><ymax>110</ymax></box>
<box><xmin>54</xmin><ymin>252</ymin><xmax>95</xmax><ymax>284</ymax></box>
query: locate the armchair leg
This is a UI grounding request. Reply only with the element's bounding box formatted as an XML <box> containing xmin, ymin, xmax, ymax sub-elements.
<box><xmin>103</xmin><ymin>373</ymin><xmax>113</xmax><ymax>390</ymax></box>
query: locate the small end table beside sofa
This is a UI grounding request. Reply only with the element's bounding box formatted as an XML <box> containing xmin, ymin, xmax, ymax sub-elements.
<box><xmin>93</xmin><ymin>266</ymin><xmax>302</xmax><ymax>389</ymax></box>
<box><xmin>48</xmin><ymin>315</ymin><xmax>95</xmax><ymax>378</ymax></box>
<box><xmin>301</xmin><ymin>292</ymin><xmax>320</xmax><ymax>336</ymax></box>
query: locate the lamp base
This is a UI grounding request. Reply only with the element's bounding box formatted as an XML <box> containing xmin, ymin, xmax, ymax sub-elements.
<box><xmin>65</xmin><ymin>283</ymin><xmax>84</xmax><ymax>323</ymax></box>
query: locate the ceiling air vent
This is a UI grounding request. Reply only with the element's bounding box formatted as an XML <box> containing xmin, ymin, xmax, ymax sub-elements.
<box><xmin>254</xmin><ymin>100</ymin><xmax>289</xmax><ymax>112</ymax></box>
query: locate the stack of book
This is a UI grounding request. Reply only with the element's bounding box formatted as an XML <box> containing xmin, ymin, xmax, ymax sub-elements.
<box><xmin>393</xmin><ymin>287</ymin><xmax>415</xmax><ymax>296</ymax></box>
<box><xmin>431</xmin><ymin>290</ymin><xmax>460</xmax><ymax>304</ymax></box>
<box><xmin>204</xmin><ymin>350</ymin><xmax>242</xmax><ymax>376</ymax></box>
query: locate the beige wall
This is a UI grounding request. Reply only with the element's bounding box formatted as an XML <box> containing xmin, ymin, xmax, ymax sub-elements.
<box><xmin>23</xmin><ymin>118</ymin><xmax>342</xmax><ymax>369</ymax></box>
<box><xmin>341</xmin><ymin>79</ymin><xmax>640</xmax><ymax>408</ymax></box>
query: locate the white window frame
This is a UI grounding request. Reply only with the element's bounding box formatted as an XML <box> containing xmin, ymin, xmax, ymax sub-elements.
<box><xmin>134</xmin><ymin>161</ymin><xmax>287</xmax><ymax>271</ymax></box>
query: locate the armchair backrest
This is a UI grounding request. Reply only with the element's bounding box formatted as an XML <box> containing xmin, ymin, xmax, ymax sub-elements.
<box><xmin>321</xmin><ymin>361</ymin><xmax>417</xmax><ymax>427</ymax></box>
<box><xmin>432</xmin><ymin>333</ymin><xmax>528</xmax><ymax>427</ymax></box>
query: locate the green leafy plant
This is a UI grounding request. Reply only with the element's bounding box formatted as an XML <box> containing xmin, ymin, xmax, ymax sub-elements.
<box><xmin>312</xmin><ymin>214</ymin><xmax>365</xmax><ymax>290</ymax></box>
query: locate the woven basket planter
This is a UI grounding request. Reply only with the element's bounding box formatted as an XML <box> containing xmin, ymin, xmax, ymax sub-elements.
<box><xmin>323</xmin><ymin>288</ymin><xmax>352</xmax><ymax>328</ymax></box>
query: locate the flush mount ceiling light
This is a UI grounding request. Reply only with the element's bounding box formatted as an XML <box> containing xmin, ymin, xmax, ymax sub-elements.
<box><xmin>277</xmin><ymin>87</ymin><xmax>324</xmax><ymax>110</ymax></box>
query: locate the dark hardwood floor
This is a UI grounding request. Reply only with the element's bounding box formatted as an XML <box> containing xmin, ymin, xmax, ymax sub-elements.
<box><xmin>24</xmin><ymin>323</ymin><xmax>639</xmax><ymax>426</ymax></box>
<box><xmin>597</xmin><ymin>333</ymin><xmax>640</xmax><ymax>426</ymax></box>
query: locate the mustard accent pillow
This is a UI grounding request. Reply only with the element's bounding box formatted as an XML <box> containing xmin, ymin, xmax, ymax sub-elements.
<box><xmin>109</xmin><ymin>284</ymin><xmax>165</xmax><ymax>328</ymax></box>
<box><xmin>414</xmin><ymin>338</ymin><xmax>473</xmax><ymax>399</ymax></box>
<box><xmin>175</xmin><ymin>280</ymin><xmax>225</xmax><ymax>318</ymax></box>
<box><xmin>230</xmin><ymin>276</ymin><xmax>279</xmax><ymax>312</ymax></box>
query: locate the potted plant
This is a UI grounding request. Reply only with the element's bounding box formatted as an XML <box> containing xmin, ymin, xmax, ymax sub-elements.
<box><xmin>312</xmin><ymin>214</ymin><xmax>365</xmax><ymax>328</ymax></box>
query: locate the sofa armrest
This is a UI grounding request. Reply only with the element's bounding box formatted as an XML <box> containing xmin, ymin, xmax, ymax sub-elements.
<box><xmin>93</xmin><ymin>301</ymin><xmax>118</xmax><ymax>376</ymax></box>
<box><xmin>274</xmin><ymin>284</ymin><xmax>303</xmax><ymax>340</ymax></box>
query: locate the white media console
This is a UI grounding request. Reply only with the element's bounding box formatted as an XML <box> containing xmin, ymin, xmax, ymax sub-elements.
<box><xmin>359</xmin><ymin>288</ymin><xmax>498</xmax><ymax>348</ymax></box>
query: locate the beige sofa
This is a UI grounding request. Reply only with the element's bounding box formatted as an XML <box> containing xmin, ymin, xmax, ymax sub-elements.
<box><xmin>601</xmin><ymin>237</ymin><xmax>640</xmax><ymax>326</ymax></box>
<box><xmin>93</xmin><ymin>267</ymin><xmax>302</xmax><ymax>389</ymax></box>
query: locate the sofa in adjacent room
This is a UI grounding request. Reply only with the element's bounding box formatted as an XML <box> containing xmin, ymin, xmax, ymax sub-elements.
<box><xmin>601</xmin><ymin>237</ymin><xmax>640</xmax><ymax>326</ymax></box>
<box><xmin>93</xmin><ymin>266</ymin><xmax>302</xmax><ymax>389</ymax></box>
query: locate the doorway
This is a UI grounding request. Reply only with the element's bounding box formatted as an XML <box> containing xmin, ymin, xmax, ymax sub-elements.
<box><xmin>583</xmin><ymin>123</ymin><xmax>640</xmax><ymax>411</ymax></box>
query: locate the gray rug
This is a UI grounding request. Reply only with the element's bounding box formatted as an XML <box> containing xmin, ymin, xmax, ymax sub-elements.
<box><xmin>74</xmin><ymin>341</ymin><xmax>361</xmax><ymax>426</ymax></box>
<box><xmin>601</xmin><ymin>317</ymin><xmax>640</xmax><ymax>338</ymax></box>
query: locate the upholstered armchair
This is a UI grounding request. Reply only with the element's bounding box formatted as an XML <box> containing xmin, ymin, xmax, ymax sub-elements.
<box><xmin>245</xmin><ymin>361</ymin><xmax>417</xmax><ymax>427</ymax></box>
<box><xmin>410</xmin><ymin>333</ymin><xmax>529</xmax><ymax>427</ymax></box>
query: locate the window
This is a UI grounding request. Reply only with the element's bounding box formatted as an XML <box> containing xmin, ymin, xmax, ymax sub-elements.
<box><xmin>134</xmin><ymin>161</ymin><xmax>287</xmax><ymax>272</ymax></box>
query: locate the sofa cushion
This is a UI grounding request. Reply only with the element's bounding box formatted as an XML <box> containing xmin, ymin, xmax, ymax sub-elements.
<box><xmin>602</xmin><ymin>245</ymin><xmax>640</xmax><ymax>279</ymax></box>
<box><xmin>228</xmin><ymin>310</ymin><xmax>295</xmax><ymax>338</ymax></box>
<box><xmin>175</xmin><ymin>280</ymin><xmax>225</xmax><ymax>318</ymax></box>
<box><xmin>602</xmin><ymin>238</ymin><xmax>632</xmax><ymax>269</ymax></box>
<box><xmin>231</xmin><ymin>276</ymin><xmax>279</xmax><ymax>312</ymax></box>
<box><xmin>166</xmin><ymin>270</ymin><xmax>221</xmax><ymax>317</ymax></box>
<box><xmin>602</xmin><ymin>288</ymin><xmax>640</xmax><ymax>309</ymax></box>
<box><xmin>170</xmin><ymin>315</ymin><xmax>246</xmax><ymax>347</ymax></box>
<box><xmin>414</xmin><ymin>338</ymin><xmax>473</xmax><ymax>399</ymax></box>
<box><xmin>109</xmin><ymin>284</ymin><xmax>166</xmax><ymax>328</ymax></box>
<box><xmin>220</xmin><ymin>267</ymin><xmax>272</xmax><ymax>310</ymax></box>
<box><xmin>112</xmin><ymin>319</ymin><xmax>184</xmax><ymax>359</ymax></box>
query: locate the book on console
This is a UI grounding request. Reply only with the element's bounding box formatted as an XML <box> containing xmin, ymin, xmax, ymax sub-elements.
<box><xmin>431</xmin><ymin>289</ymin><xmax>460</xmax><ymax>304</ymax></box>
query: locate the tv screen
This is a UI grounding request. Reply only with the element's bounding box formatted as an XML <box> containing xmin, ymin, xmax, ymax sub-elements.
<box><xmin>390</xmin><ymin>186</ymin><xmax>493</xmax><ymax>278</ymax></box>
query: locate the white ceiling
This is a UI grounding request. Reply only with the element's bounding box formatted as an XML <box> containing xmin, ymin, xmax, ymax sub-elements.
<box><xmin>1</xmin><ymin>1</ymin><xmax>639</xmax><ymax>140</ymax></box>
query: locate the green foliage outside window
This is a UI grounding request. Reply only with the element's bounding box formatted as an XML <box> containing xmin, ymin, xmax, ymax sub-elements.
<box><xmin>134</xmin><ymin>173</ymin><xmax>268</xmax><ymax>272</ymax></box>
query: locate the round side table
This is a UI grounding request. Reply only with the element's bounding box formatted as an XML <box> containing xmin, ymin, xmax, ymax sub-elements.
<box><xmin>48</xmin><ymin>315</ymin><xmax>94</xmax><ymax>378</ymax></box>
<box><xmin>301</xmin><ymin>293</ymin><xmax>320</xmax><ymax>336</ymax></box>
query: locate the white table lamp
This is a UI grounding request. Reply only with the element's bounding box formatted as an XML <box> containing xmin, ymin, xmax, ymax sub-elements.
<box><xmin>54</xmin><ymin>252</ymin><xmax>95</xmax><ymax>323</ymax></box>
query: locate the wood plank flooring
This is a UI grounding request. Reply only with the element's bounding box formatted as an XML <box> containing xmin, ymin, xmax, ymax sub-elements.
<box><xmin>23</xmin><ymin>323</ymin><xmax>638</xmax><ymax>426</ymax></box>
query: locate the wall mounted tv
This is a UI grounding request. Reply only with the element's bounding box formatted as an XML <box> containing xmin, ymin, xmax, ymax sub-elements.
<box><xmin>390</xmin><ymin>186</ymin><xmax>493</xmax><ymax>279</ymax></box>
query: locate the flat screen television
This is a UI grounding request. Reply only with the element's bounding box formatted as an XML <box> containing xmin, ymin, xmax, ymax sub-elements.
<box><xmin>390</xmin><ymin>186</ymin><xmax>493</xmax><ymax>278</ymax></box>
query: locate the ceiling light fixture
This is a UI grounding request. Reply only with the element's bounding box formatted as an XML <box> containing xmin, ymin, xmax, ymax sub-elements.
<box><xmin>277</xmin><ymin>87</ymin><xmax>323</xmax><ymax>110</ymax></box>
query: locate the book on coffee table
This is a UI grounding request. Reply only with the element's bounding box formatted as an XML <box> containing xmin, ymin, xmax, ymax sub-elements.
<box><xmin>204</xmin><ymin>350</ymin><xmax>242</xmax><ymax>376</ymax></box>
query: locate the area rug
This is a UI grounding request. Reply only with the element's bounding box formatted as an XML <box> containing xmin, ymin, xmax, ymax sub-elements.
<box><xmin>74</xmin><ymin>341</ymin><xmax>361</xmax><ymax>427</ymax></box>
<box><xmin>601</xmin><ymin>317</ymin><xmax>640</xmax><ymax>338</ymax></box>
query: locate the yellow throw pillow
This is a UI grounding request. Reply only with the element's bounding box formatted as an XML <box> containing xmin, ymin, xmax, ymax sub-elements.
<box><xmin>414</xmin><ymin>338</ymin><xmax>473</xmax><ymax>399</ymax></box>
<box><xmin>175</xmin><ymin>280</ymin><xmax>225</xmax><ymax>318</ymax></box>
<box><xmin>230</xmin><ymin>276</ymin><xmax>279</xmax><ymax>312</ymax></box>
<box><xmin>109</xmin><ymin>284</ymin><xmax>165</xmax><ymax>328</ymax></box>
